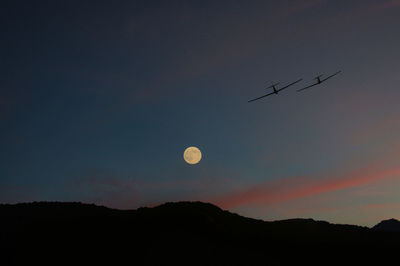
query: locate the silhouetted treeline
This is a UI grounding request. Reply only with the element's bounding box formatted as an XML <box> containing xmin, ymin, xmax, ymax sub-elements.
<box><xmin>0</xmin><ymin>201</ymin><xmax>399</xmax><ymax>265</ymax></box>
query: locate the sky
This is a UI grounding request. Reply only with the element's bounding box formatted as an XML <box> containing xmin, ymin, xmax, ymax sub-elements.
<box><xmin>1</xmin><ymin>0</ymin><xmax>400</xmax><ymax>227</ymax></box>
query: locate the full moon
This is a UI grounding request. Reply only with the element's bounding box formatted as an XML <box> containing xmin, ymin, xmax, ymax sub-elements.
<box><xmin>183</xmin><ymin>146</ymin><xmax>202</xmax><ymax>165</ymax></box>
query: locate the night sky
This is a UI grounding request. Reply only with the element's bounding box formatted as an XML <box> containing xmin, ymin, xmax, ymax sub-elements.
<box><xmin>2</xmin><ymin>0</ymin><xmax>400</xmax><ymax>226</ymax></box>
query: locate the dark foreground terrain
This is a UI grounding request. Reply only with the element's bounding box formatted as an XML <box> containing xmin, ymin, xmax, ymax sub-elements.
<box><xmin>0</xmin><ymin>201</ymin><xmax>399</xmax><ymax>265</ymax></box>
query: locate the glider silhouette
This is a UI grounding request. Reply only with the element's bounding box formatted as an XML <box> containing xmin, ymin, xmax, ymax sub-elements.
<box><xmin>248</xmin><ymin>79</ymin><xmax>303</xmax><ymax>102</ymax></box>
<box><xmin>297</xmin><ymin>71</ymin><xmax>341</xmax><ymax>92</ymax></box>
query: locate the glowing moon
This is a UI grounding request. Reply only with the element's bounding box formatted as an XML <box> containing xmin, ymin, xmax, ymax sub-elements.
<box><xmin>183</xmin><ymin>146</ymin><xmax>202</xmax><ymax>165</ymax></box>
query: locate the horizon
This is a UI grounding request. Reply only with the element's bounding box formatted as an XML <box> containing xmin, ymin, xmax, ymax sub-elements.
<box><xmin>2</xmin><ymin>0</ymin><xmax>400</xmax><ymax>228</ymax></box>
<box><xmin>1</xmin><ymin>199</ymin><xmax>398</xmax><ymax>228</ymax></box>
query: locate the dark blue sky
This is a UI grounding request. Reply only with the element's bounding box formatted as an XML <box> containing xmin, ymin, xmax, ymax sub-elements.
<box><xmin>2</xmin><ymin>0</ymin><xmax>400</xmax><ymax>226</ymax></box>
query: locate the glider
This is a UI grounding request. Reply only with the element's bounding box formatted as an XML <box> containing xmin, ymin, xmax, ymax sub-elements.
<box><xmin>248</xmin><ymin>79</ymin><xmax>303</xmax><ymax>102</ymax></box>
<box><xmin>297</xmin><ymin>71</ymin><xmax>341</xmax><ymax>92</ymax></box>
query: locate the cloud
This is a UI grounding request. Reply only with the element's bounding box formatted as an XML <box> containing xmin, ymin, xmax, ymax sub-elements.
<box><xmin>363</xmin><ymin>202</ymin><xmax>400</xmax><ymax>210</ymax></box>
<box><xmin>70</xmin><ymin>172</ymin><xmax>139</xmax><ymax>209</ymax></box>
<box><xmin>213</xmin><ymin>165</ymin><xmax>400</xmax><ymax>209</ymax></box>
<box><xmin>381</xmin><ymin>0</ymin><xmax>400</xmax><ymax>8</ymax></box>
<box><xmin>100</xmin><ymin>0</ymin><xmax>331</xmax><ymax>108</ymax></box>
<box><xmin>0</xmin><ymin>184</ymin><xmax>39</xmax><ymax>203</ymax></box>
<box><xmin>286</xmin><ymin>0</ymin><xmax>327</xmax><ymax>15</ymax></box>
<box><xmin>69</xmin><ymin>165</ymin><xmax>247</xmax><ymax>209</ymax></box>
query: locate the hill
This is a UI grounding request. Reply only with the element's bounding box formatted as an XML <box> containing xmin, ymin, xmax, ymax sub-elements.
<box><xmin>373</xmin><ymin>218</ymin><xmax>400</xmax><ymax>232</ymax></box>
<box><xmin>0</xmin><ymin>201</ymin><xmax>398</xmax><ymax>265</ymax></box>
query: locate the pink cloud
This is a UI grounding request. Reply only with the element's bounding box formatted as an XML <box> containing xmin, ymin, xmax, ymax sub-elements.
<box><xmin>107</xmin><ymin>0</ymin><xmax>330</xmax><ymax>107</ymax></box>
<box><xmin>289</xmin><ymin>0</ymin><xmax>327</xmax><ymax>14</ymax></box>
<box><xmin>363</xmin><ymin>202</ymin><xmax>400</xmax><ymax>210</ymax></box>
<box><xmin>381</xmin><ymin>0</ymin><xmax>400</xmax><ymax>8</ymax></box>
<box><xmin>213</xmin><ymin>165</ymin><xmax>400</xmax><ymax>209</ymax></box>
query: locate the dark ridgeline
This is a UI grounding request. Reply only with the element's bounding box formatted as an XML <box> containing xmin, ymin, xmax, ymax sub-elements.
<box><xmin>373</xmin><ymin>218</ymin><xmax>400</xmax><ymax>232</ymax></box>
<box><xmin>0</xmin><ymin>202</ymin><xmax>398</xmax><ymax>265</ymax></box>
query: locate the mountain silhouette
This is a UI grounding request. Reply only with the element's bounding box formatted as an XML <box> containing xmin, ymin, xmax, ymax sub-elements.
<box><xmin>373</xmin><ymin>218</ymin><xmax>400</xmax><ymax>232</ymax></box>
<box><xmin>0</xmin><ymin>201</ymin><xmax>398</xmax><ymax>265</ymax></box>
